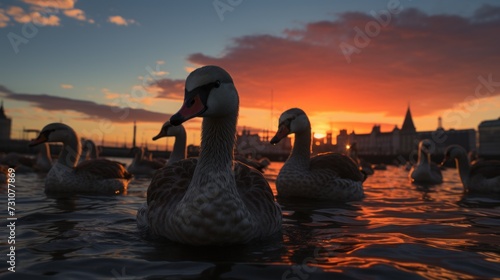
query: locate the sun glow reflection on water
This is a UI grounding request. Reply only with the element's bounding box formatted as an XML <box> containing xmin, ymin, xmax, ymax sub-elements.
<box><xmin>2</xmin><ymin>160</ymin><xmax>500</xmax><ymax>279</ymax></box>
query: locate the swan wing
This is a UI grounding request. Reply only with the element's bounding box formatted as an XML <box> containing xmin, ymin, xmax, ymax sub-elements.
<box><xmin>146</xmin><ymin>158</ymin><xmax>197</xmax><ymax>214</ymax></box>
<box><xmin>234</xmin><ymin>161</ymin><xmax>282</xmax><ymax>234</ymax></box>
<box><xmin>75</xmin><ymin>159</ymin><xmax>132</xmax><ymax>180</ymax></box>
<box><xmin>310</xmin><ymin>152</ymin><xmax>364</xmax><ymax>182</ymax></box>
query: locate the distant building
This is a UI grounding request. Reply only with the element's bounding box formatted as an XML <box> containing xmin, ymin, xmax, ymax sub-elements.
<box><xmin>418</xmin><ymin>127</ymin><xmax>476</xmax><ymax>157</ymax></box>
<box><xmin>400</xmin><ymin>106</ymin><xmax>417</xmax><ymax>155</ymax></box>
<box><xmin>0</xmin><ymin>101</ymin><xmax>12</xmax><ymax>140</ymax></box>
<box><xmin>478</xmin><ymin>118</ymin><xmax>500</xmax><ymax>157</ymax></box>
<box><xmin>312</xmin><ymin>132</ymin><xmax>336</xmax><ymax>154</ymax></box>
<box><xmin>332</xmin><ymin>106</ymin><xmax>477</xmax><ymax>159</ymax></box>
<box><xmin>236</xmin><ymin>128</ymin><xmax>291</xmax><ymax>160</ymax></box>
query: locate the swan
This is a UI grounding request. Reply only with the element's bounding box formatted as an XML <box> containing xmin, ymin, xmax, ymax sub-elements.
<box><xmin>442</xmin><ymin>145</ymin><xmax>500</xmax><ymax>193</ymax></box>
<box><xmin>270</xmin><ymin>108</ymin><xmax>365</xmax><ymax>201</ymax></box>
<box><xmin>127</xmin><ymin>147</ymin><xmax>163</xmax><ymax>176</ymax></box>
<box><xmin>78</xmin><ymin>139</ymin><xmax>99</xmax><ymax>164</ymax></box>
<box><xmin>409</xmin><ymin>139</ymin><xmax>443</xmax><ymax>185</ymax></box>
<box><xmin>29</xmin><ymin>123</ymin><xmax>131</xmax><ymax>194</ymax></box>
<box><xmin>137</xmin><ymin>65</ymin><xmax>282</xmax><ymax>245</ymax></box>
<box><xmin>152</xmin><ymin>121</ymin><xmax>186</xmax><ymax>165</ymax></box>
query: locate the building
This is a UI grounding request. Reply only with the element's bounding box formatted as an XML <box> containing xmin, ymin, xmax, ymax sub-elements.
<box><xmin>478</xmin><ymin>118</ymin><xmax>500</xmax><ymax>157</ymax></box>
<box><xmin>0</xmin><ymin>101</ymin><xmax>12</xmax><ymax>140</ymax></box>
<box><xmin>236</xmin><ymin>128</ymin><xmax>291</xmax><ymax>161</ymax></box>
<box><xmin>329</xmin><ymin>106</ymin><xmax>477</xmax><ymax>160</ymax></box>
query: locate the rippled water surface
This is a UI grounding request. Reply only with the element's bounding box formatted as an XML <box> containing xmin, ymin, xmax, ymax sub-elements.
<box><xmin>2</xmin><ymin>159</ymin><xmax>500</xmax><ymax>279</ymax></box>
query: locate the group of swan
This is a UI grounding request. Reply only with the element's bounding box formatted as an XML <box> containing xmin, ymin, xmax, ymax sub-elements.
<box><xmin>28</xmin><ymin>65</ymin><xmax>500</xmax><ymax>246</ymax></box>
<box><xmin>409</xmin><ymin>139</ymin><xmax>500</xmax><ymax>193</ymax></box>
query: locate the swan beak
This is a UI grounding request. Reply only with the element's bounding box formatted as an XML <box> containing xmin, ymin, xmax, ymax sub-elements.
<box><xmin>171</xmin><ymin>94</ymin><xmax>207</xmax><ymax>126</ymax></box>
<box><xmin>152</xmin><ymin>129</ymin><xmax>167</xmax><ymax>141</ymax></box>
<box><xmin>29</xmin><ymin>133</ymin><xmax>48</xmax><ymax>147</ymax></box>
<box><xmin>270</xmin><ymin>125</ymin><xmax>290</xmax><ymax>145</ymax></box>
<box><xmin>152</xmin><ymin>132</ymin><xmax>164</xmax><ymax>141</ymax></box>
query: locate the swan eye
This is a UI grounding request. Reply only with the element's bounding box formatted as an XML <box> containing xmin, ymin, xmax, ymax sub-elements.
<box><xmin>214</xmin><ymin>80</ymin><xmax>221</xmax><ymax>88</ymax></box>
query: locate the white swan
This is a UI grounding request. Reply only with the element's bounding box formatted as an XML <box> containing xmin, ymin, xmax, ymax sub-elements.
<box><xmin>78</xmin><ymin>139</ymin><xmax>100</xmax><ymax>164</ymax></box>
<box><xmin>29</xmin><ymin>123</ymin><xmax>131</xmax><ymax>194</ymax></box>
<box><xmin>152</xmin><ymin>121</ymin><xmax>186</xmax><ymax>165</ymax></box>
<box><xmin>442</xmin><ymin>145</ymin><xmax>500</xmax><ymax>193</ymax></box>
<box><xmin>409</xmin><ymin>139</ymin><xmax>443</xmax><ymax>185</ymax></box>
<box><xmin>270</xmin><ymin>108</ymin><xmax>365</xmax><ymax>201</ymax></box>
<box><xmin>127</xmin><ymin>147</ymin><xmax>163</xmax><ymax>177</ymax></box>
<box><xmin>137</xmin><ymin>65</ymin><xmax>282</xmax><ymax>245</ymax></box>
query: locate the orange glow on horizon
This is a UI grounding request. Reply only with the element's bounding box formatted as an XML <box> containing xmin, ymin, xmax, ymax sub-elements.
<box><xmin>313</xmin><ymin>133</ymin><xmax>326</xmax><ymax>139</ymax></box>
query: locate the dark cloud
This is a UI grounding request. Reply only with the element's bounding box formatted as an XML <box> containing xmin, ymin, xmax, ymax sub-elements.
<box><xmin>151</xmin><ymin>5</ymin><xmax>500</xmax><ymax>117</ymax></box>
<box><xmin>0</xmin><ymin>85</ymin><xmax>171</xmax><ymax>123</ymax></box>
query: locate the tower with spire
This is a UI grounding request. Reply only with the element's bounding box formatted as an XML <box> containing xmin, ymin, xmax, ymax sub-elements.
<box><xmin>401</xmin><ymin>105</ymin><xmax>416</xmax><ymax>132</ymax></box>
<box><xmin>399</xmin><ymin>104</ymin><xmax>417</xmax><ymax>155</ymax></box>
<box><xmin>0</xmin><ymin>100</ymin><xmax>12</xmax><ymax>140</ymax></box>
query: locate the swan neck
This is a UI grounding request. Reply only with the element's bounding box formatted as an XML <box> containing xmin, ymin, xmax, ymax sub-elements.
<box><xmin>455</xmin><ymin>154</ymin><xmax>471</xmax><ymax>185</ymax></box>
<box><xmin>289</xmin><ymin>129</ymin><xmax>311</xmax><ymax>167</ymax></box>
<box><xmin>57</xmin><ymin>130</ymin><xmax>81</xmax><ymax>168</ymax></box>
<box><xmin>197</xmin><ymin>116</ymin><xmax>236</xmax><ymax>168</ymax></box>
<box><xmin>169</xmin><ymin>129</ymin><xmax>187</xmax><ymax>164</ymax></box>
<box><xmin>89</xmin><ymin>143</ymin><xmax>98</xmax><ymax>159</ymax></box>
<box><xmin>418</xmin><ymin>150</ymin><xmax>430</xmax><ymax>164</ymax></box>
<box><xmin>40</xmin><ymin>143</ymin><xmax>51</xmax><ymax>160</ymax></box>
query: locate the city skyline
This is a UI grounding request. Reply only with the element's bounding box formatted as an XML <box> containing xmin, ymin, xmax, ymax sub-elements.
<box><xmin>1</xmin><ymin>1</ymin><xmax>500</xmax><ymax>148</ymax></box>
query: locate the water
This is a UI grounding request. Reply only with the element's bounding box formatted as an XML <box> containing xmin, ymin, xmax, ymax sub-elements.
<box><xmin>2</xmin><ymin>160</ymin><xmax>500</xmax><ymax>279</ymax></box>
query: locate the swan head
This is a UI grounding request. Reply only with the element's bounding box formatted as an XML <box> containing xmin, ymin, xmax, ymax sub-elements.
<box><xmin>152</xmin><ymin>121</ymin><xmax>185</xmax><ymax>141</ymax></box>
<box><xmin>418</xmin><ymin>139</ymin><xmax>434</xmax><ymax>155</ymax></box>
<box><xmin>270</xmin><ymin>108</ymin><xmax>310</xmax><ymax>144</ymax></box>
<box><xmin>170</xmin><ymin>65</ymin><xmax>238</xmax><ymax>126</ymax></box>
<box><xmin>441</xmin><ymin>145</ymin><xmax>467</xmax><ymax>166</ymax></box>
<box><xmin>29</xmin><ymin>123</ymin><xmax>75</xmax><ymax>147</ymax></box>
<box><xmin>81</xmin><ymin>139</ymin><xmax>97</xmax><ymax>153</ymax></box>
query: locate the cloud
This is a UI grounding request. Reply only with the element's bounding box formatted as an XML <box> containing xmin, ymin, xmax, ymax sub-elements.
<box><xmin>22</xmin><ymin>0</ymin><xmax>76</xmax><ymax>10</ymax></box>
<box><xmin>7</xmin><ymin>6</ymin><xmax>32</xmax><ymax>24</ymax></box>
<box><xmin>63</xmin><ymin>8</ymin><xmax>86</xmax><ymax>21</ymax></box>
<box><xmin>60</xmin><ymin>84</ymin><xmax>73</xmax><ymax>89</ymax></box>
<box><xmin>0</xmin><ymin>9</ymin><xmax>9</xmax><ymax>27</ymax></box>
<box><xmin>149</xmin><ymin>78</ymin><xmax>185</xmax><ymax>100</ymax></box>
<box><xmin>108</xmin><ymin>15</ymin><xmax>136</xmax><ymax>26</ymax></box>
<box><xmin>0</xmin><ymin>85</ymin><xmax>170</xmax><ymax>124</ymax></box>
<box><xmin>6</xmin><ymin>5</ymin><xmax>60</xmax><ymax>26</ymax></box>
<box><xmin>152</xmin><ymin>5</ymin><xmax>500</xmax><ymax>119</ymax></box>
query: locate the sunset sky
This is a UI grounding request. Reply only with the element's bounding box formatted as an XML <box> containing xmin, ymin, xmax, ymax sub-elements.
<box><xmin>1</xmin><ymin>0</ymin><xmax>500</xmax><ymax>149</ymax></box>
